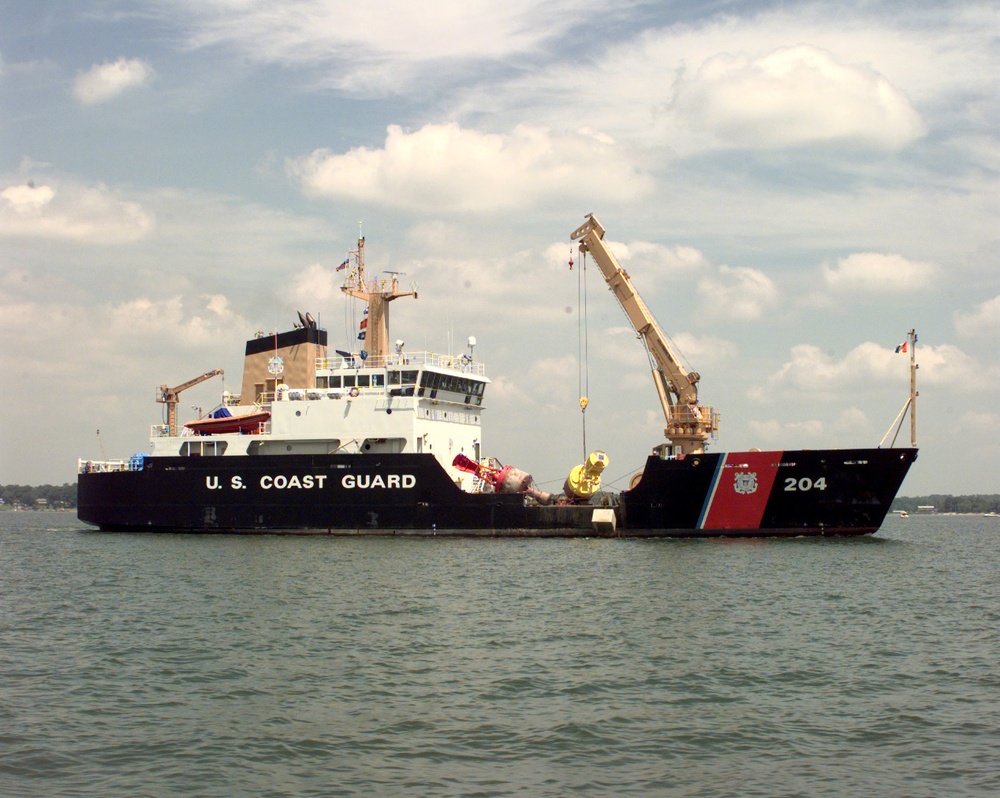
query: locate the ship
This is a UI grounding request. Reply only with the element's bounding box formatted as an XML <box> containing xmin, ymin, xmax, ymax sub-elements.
<box><xmin>77</xmin><ymin>215</ymin><xmax>918</xmax><ymax>537</ymax></box>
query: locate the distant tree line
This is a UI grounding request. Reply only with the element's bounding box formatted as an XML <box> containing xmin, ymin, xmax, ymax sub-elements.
<box><xmin>892</xmin><ymin>494</ymin><xmax>1000</xmax><ymax>514</ymax></box>
<box><xmin>0</xmin><ymin>484</ymin><xmax>77</xmax><ymax>509</ymax></box>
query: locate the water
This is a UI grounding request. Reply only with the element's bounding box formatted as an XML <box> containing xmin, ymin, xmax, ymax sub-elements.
<box><xmin>2</xmin><ymin>513</ymin><xmax>998</xmax><ymax>797</ymax></box>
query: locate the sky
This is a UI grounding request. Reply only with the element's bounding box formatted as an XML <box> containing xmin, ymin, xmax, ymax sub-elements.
<box><xmin>1</xmin><ymin>0</ymin><xmax>997</xmax><ymax>497</ymax></box>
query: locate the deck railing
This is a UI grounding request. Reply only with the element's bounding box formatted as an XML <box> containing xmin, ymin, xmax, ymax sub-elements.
<box><xmin>665</xmin><ymin>404</ymin><xmax>720</xmax><ymax>435</ymax></box>
<box><xmin>315</xmin><ymin>351</ymin><xmax>485</xmax><ymax>376</ymax></box>
<box><xmin>78</xmin><ymin>457</ymin><xmax>144</xmax><ymax>474</ymax></box>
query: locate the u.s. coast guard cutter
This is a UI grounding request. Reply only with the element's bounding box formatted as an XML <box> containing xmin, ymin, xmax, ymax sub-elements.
<box><xmin>78</xmin><ymin>216</ymin><xmax>917</xmax><ymax>536</ymax></box>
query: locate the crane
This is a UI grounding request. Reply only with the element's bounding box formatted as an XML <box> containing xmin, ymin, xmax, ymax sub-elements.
<box><xmin>571</xmin><ymin>214</ymin><xmax>718</xmax><ymax>456</ymax></box>
<box><xmin>157</xmin><ymin>369</ymin><xmax>224</xmax><ymax>437</ymax></box>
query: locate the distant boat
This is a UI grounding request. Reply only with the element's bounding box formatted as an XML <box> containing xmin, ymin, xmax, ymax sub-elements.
<box><xmin>898</xmin><ymin>510</ymin><xmax>909</xmax><ymax>518</ymax></box>
<box><xmin>984</xmin><ymin>512</ymin><xmax>999</xmax><ymax>518</ymax></box>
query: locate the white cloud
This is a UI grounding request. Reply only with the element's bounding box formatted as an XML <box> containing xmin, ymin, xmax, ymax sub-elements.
<box><xmin>754</xmin><ymin>342</ymin><xmax>896</xmax><ymax>399</ymax></box>
<box><xmin>748</xmin><ymin>417</ymin><xmax>825</xmax><ymax>445</ymax></box>
<box><xmin>288</xmin><ymin>123</ymin><xmax>653</xmax><ymax>212</ymax></box>
<box><xmin>831</xmin><ymin>406</ymin><xmax>875</xmax><ymax>439</ymax></box>
<box><xmin>103</xmin><ymin>294</ymin><xmax>245</xmax><ymax>351</ymax></box>
<box><xmin>697</xmin><ymin>265</ymin><xmax>778</xmax><ymax>321</ymax></box>
<box><xmin>450</xmin><ymin>7</ymin><xmax>982</xmax><ymax>158</ymax></box>
<box><xmin>163</xmin><ymin>0</ymin><xmax>586</xmax><ymax>92</ymax></box>
<box><xmin>915</xmin><ymin>342</ymin><xmax>999</xmax><ymax>390</ymax></box>
<box><xmin>669</xmin><ymin>332</ymin><xmax>736</xmax><ymax>367</ymax></box>
<box><xmin>0</xmin><ymin>287</ymin><xmax>246</xmax><ymax>378</ymax></box>
<box><xmin>757</xmin><ymin>340</ymin><xmax>996</xmax><ymax>399</ymax></box>
<box><xmin>823</xmin><ymin>253</ymin><xmax>937</xmax><ymax>293</ymax></box>
<box><xmin>591</xmin><ymin>326</ymin><xmax>652</xmax><ymax>378</ymax></box>
<box><xmin>601</xmin><ymin>239</ymin><xmax>709</xmax><ymax>276</ymax></box>
<box><xmin>672</xmin><ymin>45</ymin><xmax>926</xmax><ymax>151</ymax></box>
<box><xmin>527</xmin><ymin>354</ymin><xmax>578</xmax><ymax>384</ymax></box>
<box><xmin>0</xmin><ymin>180</ymin><xmax>155</xmax><ymax>243</ymax></box>
<box><xmin>746</xmin><ymin>406</ymin><xmax>879</xmax><ymax>449</ymax></box>
<box><xmin>286</xmin><ymin>262</ymin><xmax>345</xmax><ymax>309</ymax></box>
<box><xmin>1</xmin><ymin>183</ymin><xmax>55</xmax><ymax>210</ymax></box>
<box><xmin>549</xmin><ymin>236</ymin><xmax>709</xmax><ymax>284</ymax></box>
<box><xmin>73</xmin><ymin>58</ymin><xmax>154</xmax><ymax>105</ymax></box>
<box><xmin>954</xmin><ymin>294</ymin><xmax>1000</xmax><ymax>339</ymax></box>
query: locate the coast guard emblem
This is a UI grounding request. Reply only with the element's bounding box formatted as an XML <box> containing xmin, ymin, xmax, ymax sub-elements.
<box><xmin>734</xmin><ymin>472</ymin><xmax>758</xmax><ymax>495</ymax></box>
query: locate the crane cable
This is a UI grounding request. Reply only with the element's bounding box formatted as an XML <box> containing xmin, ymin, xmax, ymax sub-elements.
<box><xmin>576</xmin><ymin>248</ymin><xmax>590</xmax><ymax>459</ymax></box>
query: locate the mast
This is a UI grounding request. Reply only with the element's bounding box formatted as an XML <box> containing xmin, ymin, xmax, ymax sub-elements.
<box><xmin>340</xmin><ymin>234</ymin><xmax>417</xmax><ymax>360</ymax></box>
<box><xmin>880</xmin><ymin>328</ymin><xmax>919</xmax><ymax>449</ymax></box>
<box><xmin>908</xmin><ymin>328</ymin><xmax>918</xmax><ymax>447</ymax></box>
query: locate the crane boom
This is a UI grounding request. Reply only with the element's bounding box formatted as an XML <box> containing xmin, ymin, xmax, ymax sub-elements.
<box><xmin>157</xmin><ymin>368</ymin><xmax>224</xmax><ymax>436</ymax></box>
<box><xmin>571</xmin><ymin>214</ymin><xmax>718</xmax><ymax>456</ymax></box>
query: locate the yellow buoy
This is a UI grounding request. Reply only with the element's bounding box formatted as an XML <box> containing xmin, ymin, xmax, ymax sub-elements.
<box><xmin>565</xmin><ymin>450</ymin><xmax>609</xmax><ymax>499</ymax></box>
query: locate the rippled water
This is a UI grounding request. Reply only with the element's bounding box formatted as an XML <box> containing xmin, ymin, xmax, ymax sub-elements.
<box><xmin>2</xmin><ymin>513</ymin><xmax>998</xmax><ymax>797</ymax></box>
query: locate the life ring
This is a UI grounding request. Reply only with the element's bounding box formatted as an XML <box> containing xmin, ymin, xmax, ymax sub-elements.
<box><xmin>349</xmin><ymin>387</ymin><xmax>360</xmax><ymax>398</ymax></box>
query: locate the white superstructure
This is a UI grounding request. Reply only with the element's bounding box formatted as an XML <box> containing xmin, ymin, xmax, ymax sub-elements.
<box><xmin>143</xmin><ymin>349</ymin><xmax>488</xmax><ymax>489</ymax></box>
<box><xmin>82</xmin><ymin>230</ymin><xmax>490</xmax><ymax>490</ymax></box>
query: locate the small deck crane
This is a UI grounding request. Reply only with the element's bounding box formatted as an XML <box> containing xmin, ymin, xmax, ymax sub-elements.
<box><xmin>157</xmin><ymin>369</ymin><xmax>224</xmax><ymax>436</ymax></box>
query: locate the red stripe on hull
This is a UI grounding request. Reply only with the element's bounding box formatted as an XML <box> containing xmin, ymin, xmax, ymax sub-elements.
<box><xmin>700</xmin><ymin>451</ymin><xmax>782</xmax><ymax>530</ymax></box>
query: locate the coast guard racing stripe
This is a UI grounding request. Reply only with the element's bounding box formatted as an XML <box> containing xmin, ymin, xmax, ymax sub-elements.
<box><xmin>697</xmin><ymin>451</ymin><xmax>781</xmax><ymax>530</ymax></box>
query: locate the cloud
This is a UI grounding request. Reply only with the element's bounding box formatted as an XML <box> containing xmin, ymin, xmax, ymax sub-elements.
<box><xmin>823</xmin><ymin>253</ymin><xmax>937</xmax><ymax>293</ymax></box>
<box><xmin>550</xmin><ymin>233</ymin><xmax>709</xmax><ymax>280</ymax></box>
<box><xmin>672</xmin><ymin>45</ymin><xmax>926</xmax><ymax>151</ymax></box>
<box><xmin>449</xmin><ymin>5</ymin><xmax>981</xmax><ymax>162</ymax></box>
<box><xmin>288</xmin><ymin>123</ymin><xmax>653</xmax><ymax>212</ymax></box>
<box><xmin>286</xmin><ymin>262</ymin><xmax>345</xmax><ymax>309</ymax></box>
<box><xmin>954</xmin><ymin>294</ymin><xmax>1000</xmax><ymax>339</ymax></box>
<box><xmin>162</xmin><ymin>0</ymin><xmax>584</xmax><ymax>93</ymax></box>
<box><xmin>103</xmin><ymin>294</ymin><xmax>245</xmax><ymax>352</ymax></box>
<box><xmin>596</xmin><ymin>239</ymin><xmax>709</xmax><ymax>276</ymax></box>
<box><xmin>748</xmin><ymin>417</ymin><xmax>825</xmax><ymax>445</ymax></box>
<box><xmin>669</xmin><ymin>332</ymin><xmax>737</xmax><ymax>367</ymax></box>
<box><xmin>0</xmin><ymin>284</ymin><xmax>246</xmax><ymax>380</ymax></box>
<box><xmin>915</xmin><ymin>342</ymin><xmax>999</xmax><ymax>390</ymax></box>
<box><xmin>697</xmin><ymin>265</ymin><xmax>778</xmax><ymax>321</ymax></box>
<box><xmin>746</xmin><ymin>406</ymin><xmax>879</xmax><ymax>449</ymax></box>
<box><xmin>73</xmin><ymin>58</ymin><xmax>154</xmax><ymax>105</ymax></box>
<box><xmin>831</xmin><ymin>406</ymin><xmax>875</xmax><ymax>439</ymax></box>
<box><xmin>754</xmin><ymin>342</ymin><xmax>894</xmax><ymax>399</ymax></box>
<box><xmin>757</xmin><ymin>340</ymin><xmax>996</xmax><ymax>399</ymax></box>
<box><xmin>1</xmin><ymin>183</ymin><xmax>54</xmax><ymax>210</ymax></box>
<box><xmin>0</xmin><ymin>179</ymin><xmax>155</xmax><ymax>243</ymax></box>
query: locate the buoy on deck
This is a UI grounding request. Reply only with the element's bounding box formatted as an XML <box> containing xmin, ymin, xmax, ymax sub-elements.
<box><xmin>564</xmin><ymin>450</ymin><xmax>609</xmax><ymax>501</ymax></box>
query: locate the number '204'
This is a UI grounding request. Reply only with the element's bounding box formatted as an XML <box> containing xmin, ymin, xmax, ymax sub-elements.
<box><xmin>784</xmin><ymin>476</ymin><xmax>828</xmax><ymax>491</ymax></box>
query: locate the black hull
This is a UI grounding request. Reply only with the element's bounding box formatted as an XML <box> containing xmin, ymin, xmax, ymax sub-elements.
<box><xmin>78</xmin><ymin>448</ymin><xmax>916</xmax><ymax>537</ymax></box>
